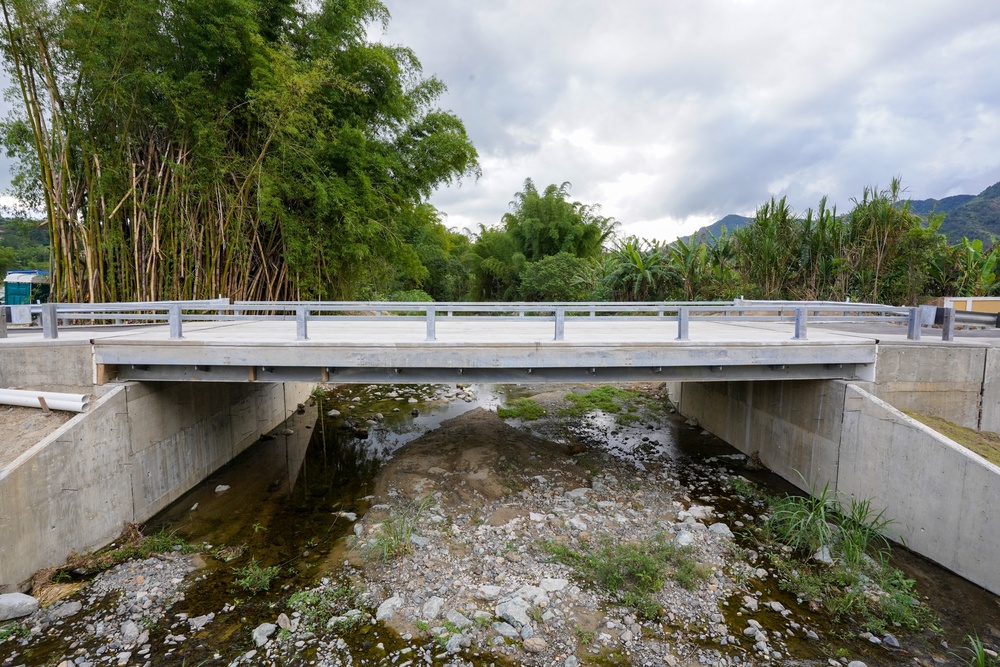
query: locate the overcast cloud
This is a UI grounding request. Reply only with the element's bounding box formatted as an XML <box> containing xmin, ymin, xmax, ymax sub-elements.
<box><xmin>377</xmin><ymin>0</ymin><xmax>1000</xmax><ymax>241</ymax></box>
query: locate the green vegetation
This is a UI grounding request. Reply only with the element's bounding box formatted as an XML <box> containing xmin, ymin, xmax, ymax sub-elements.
<box><xmin>360</xmin><ymin>497</ymin><xmax>430</xmax><ymax>562</ymax></box>
<box><xmin>904</xmin><ymin>411</ymin><xmax>1000</xmax><ymax>467</ymax></box>
<box><xmin>54</xmin><ymin>525</ymin><xmax>196</xmax><ymax>579</ymax></box>
<box><xmin>544</xmin><ymin>534</ymin><xmax>709</xmax><ymax>620</ymax></box>
<box><xmin>497</xmin><ymin>398</ymin><xmax>547</xmax><ymax>421</ymax></box>
<box><xmin>758</xmin><ymin>484</ymin><xmax>936</xmax><ymax>633</ymax></box>
<box><xmin>0</xmin><ymin>622</ymin><xmax>29</xmax><ymax>642</ymax></box>
<box><xmin>0</xmin><ymin>217</ymin><xmax>48</xmax><ymax>274</ymax></box>
<box><xmin>958</xmin><ymin>633</ymin><xmax>1000</xmax><ymax>667</ymax></box>
<box><xmin>0</xmin><ymin>0</ymin><xmax>478</xmax><ymax>301</ymax></box>
<box><xmin>561</xmin><ymin>386</ymin><xmax>643</xmax><ymax>419</ymax></box>
<box><xmin>232</xmin><ymin>559</ymin><xmax>281</xmax><ymax>594</ymax></box>
<box><xmin>287</xmin><ymin>583</ymin><xmax>362</xmax><ymax>631</ymax></box>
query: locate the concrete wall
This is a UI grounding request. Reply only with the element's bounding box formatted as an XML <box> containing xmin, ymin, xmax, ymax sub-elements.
<box><xmin>0</xmin><ymin>380</ymin><xmax>313</xmax><ymax>592</ymax></box>
<box><xmin>675</xmin><ymin>341</ymin><xmax>1000</xmax><ymax>595</ymax></box>
<box><xmin>0</xmin><ymin>340</ymin><xmax>94</xmax><ymax>391</ymax></box>
<box><xmin>866</xmin><ymin>344</ymin><xmax>988</xmax><ymax>430</ymax></box>
<box><xmin>838</xmin><ymin>385</ymin><xmax>1000</xmax><ymax>595</ymax></box>
<box><xmin>677</xmin><ymin>379</ymin><xmax>846</xmax><ymax>494</ymax></box>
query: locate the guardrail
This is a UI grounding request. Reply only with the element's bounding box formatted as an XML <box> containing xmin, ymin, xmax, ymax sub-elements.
<box><xmin>0</xmin><ymin>298</ymin><xmax>960</xmax><ymax>343</ymax></box>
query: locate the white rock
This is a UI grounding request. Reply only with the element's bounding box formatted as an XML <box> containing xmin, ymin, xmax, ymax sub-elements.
<box><xmin>475</xmin><ymin>586</ymin><xmax>502</xmax><ymax>601</ymax></box>
<box><xmin>495</xmin><ymin>597</ymin><xmax>531</xmax><ymax>629</ymax></box>
<box><xmin>252</xmin><ymin>623</ymin><xmax>276</xmax><ymax>647</ymax></box>
<box><xmin>214</xmin><ymin>485</ymin><xmax>230</xmax><ymax>494</ymax></box>
<box><xmin>539</xmin><ymin>578</ymin><xmax>568</xmax><ymax>592</ymax></box>
<box><xmin>708</xmin><ymin>522</ymin><xmax>734</xmax><ymax>538</ymax></box>
<box><xmin>121</xmin><ymin>620</ymin><xmax>140</xmax><ymax>645</ymax></box>
<box><xmin>565</xmin><ymin>488</ymin><xmax>591</xmax><ymax>500</ymax></box>
<box><xmin>674</xmin><ymin>530</ymin><xmax>696</xmax><ymax>547</ymax></box>
<box><xmin>327</xmin><ymin>409</ymin><xmax>341</xmax><ymax>417</ymax></box>
<box><xmin>0</xmin><ymin>593</ymin><xmax>39</xmax><ymax>621</ymax></box>
<box><xmin>422</xmin><ymin>596</ymin><xmax>444</xmax><ymax>620</ymax></box>
<box><xmin>492</xmin><ymin>621</ymin><xmax>520</xmax><ymax>638</ymax></box>
<box><xmin>376</xmin><ymin>596</ymin><xmax>404</xmax><ymax>622</ymax></box>
<box><xmin>567</xmin><ymin>516</ymin><xmax>588</xmax><ymax>531</ymax></box>
<box><xmin>445</xmin><ymin>610</ymin><xmax>472</xmax><ymax>629</ymax></box>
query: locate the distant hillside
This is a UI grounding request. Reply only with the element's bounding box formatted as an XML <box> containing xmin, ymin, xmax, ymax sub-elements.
<box><xmin>923</xmin><ymin>182</ymin><xmax>1000</xmax><ymax>244</ymax></box>
<box><xmin>681</xmin><ymin>180</ymin><xmax>1000</xmax><ymax>246</ymax></box>
<box><xmin>685</xmin><ymin>214</ymin><xmax>752</xmax><ymax>242</ymax></box>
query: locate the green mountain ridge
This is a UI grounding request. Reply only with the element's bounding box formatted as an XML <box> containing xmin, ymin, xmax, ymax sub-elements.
<box><xmin>687</xmin><ymin>179</ymin><xmax>1000</xmax><ymax>245</ymax></box>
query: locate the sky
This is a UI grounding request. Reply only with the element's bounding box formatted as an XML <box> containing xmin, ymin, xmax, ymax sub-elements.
<box><xmin>374</xmin><ymin>0</ymin><xmax>1000</xmax><ymax>241</ymax></box>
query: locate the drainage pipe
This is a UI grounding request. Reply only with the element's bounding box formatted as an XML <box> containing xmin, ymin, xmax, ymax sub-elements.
<box><xmin>0</xmin><ymin>388</ymin><xmax>90</xmax><ymax>412</ymax></box>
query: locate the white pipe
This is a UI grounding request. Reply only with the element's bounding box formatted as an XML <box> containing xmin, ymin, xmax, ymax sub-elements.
<box><xmin>0</xmin><ymin>388</ymin><xmax>90</xmax><ymax>412</ymax></box>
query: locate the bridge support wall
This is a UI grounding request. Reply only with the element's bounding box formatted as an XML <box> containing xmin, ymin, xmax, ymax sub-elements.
<box><xmin>0</xmin><ymin>380</ymin><xmax>312</xmax><ymax>592</ymax></box>
<box><xmin>676</xmin><ymin>342</ymin><xmax>1000</xmax><ymax>595</ymax></box>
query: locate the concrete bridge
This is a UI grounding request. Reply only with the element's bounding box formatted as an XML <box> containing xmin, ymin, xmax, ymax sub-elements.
<box><xmin>1</xmin><ymin>300</ymin><xmax>999</xmax><ymax>599</ymax></box>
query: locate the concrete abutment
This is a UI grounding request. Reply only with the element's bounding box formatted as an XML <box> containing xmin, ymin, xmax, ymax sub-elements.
<box><xmin>673</xmin><ymin>342</ymin><xmax>1000</xmax><ymax>595</ymax></box>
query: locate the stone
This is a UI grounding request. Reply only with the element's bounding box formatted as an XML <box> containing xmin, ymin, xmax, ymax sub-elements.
<box><xmin>565</xmin><ymin>488</ymin><xmax>591</xmax><ymax>500</ymax></box>
<box><xmin>188</xmin><ymin>613</ymin><xmax>214</xmax><ymax>631</ymax></box>
<box><xmin>806</xmin><ymin>630</ymin><xmax>819</xmax><ymax>640</ymax></box>
<box><xmin>495</xmin><ymin>597</ymin><xmax>531</xmax><ymax>629</ymax></box>
<box><xmin>276</xmin><ymin>613</ymin><xmax>291</xmax><ymax>630</ymax></box>
<box><xmin>327</xmin><ymin>409</ymin><xmax>341</xmax><ymax>417</ymax></box>
<box><xmin>376</xmin><ymin>596</ymin><xmax>404</xmax><ymax>622</ymax></box>
<box><xmin>520</xmin><ymin>624</ymin><xmax>533</xmax><ymax>639</ymax></box>
<box><xmin>214</xmin><ymin>484</ymin><xmax>230</xmax><ymax>494</ymax></box>
<box><xmin>539</xmin><ymin>578</ymin><xmax>568</xmax><ymax>592</ymax></box>
<box><xmin>445</xmin><ymin>610</ymin><xmax>472</xmax><ymax>629</ymax></box>
<box><xmin>565</xmin><ymin>657</ymin><xmax>580</xmax><ymax>667</ymax></box>
<box><xmin>475</xmin><ymin>585</ymin><xmax>502</xmax><ymax>601</ymax></box>
<box><xmin>47</xmin><ymin>600</ymin><xmax>82</xmax><ymax>620</ymax></box>
<box><xmin>679</xmin><ymin>505</ymin><xmax>714</xmax><ymax>521</ymax></box>
<box><xmin>116</xmin><ymin>651</ymin><xmax>131</xmax><ymax>666</ymax></box>
<box><xmin>883</xmin><ymin>633</ymin><xmax>900</xmax><ymax>648</ymax></box>
<box><xmin>121</xmin><ymin>620</ymin><xmax>140</xmax><ymax>645</ymax></box>
<box><xmin>567</xmin><ymin>516</ymin><xmax>588</xmax><ymax>531</ymax></box>
<box><xmin>422</xmin><ymin>597</ymin><xmax>445</xmax><ymax>620</ymax></box>
<box><xmin>523</xmin><ymin>637</ymin><xmax>547</xmax><ymax>653</ymax></box>
<box><xmin>767</xmin><ymin>601</ymin><xmax>786</xmax><ymax>613</ymax></box>
<box><xmin>410</xmin><ymin>534</ymin><xmax>430</xmax><ymax>547</ymax></box>
<box><xmin>252</xmin><ymin>623</ymin><xmax>276</xmax><ymax>647</ymax></box>
<box><xmin>513</xmin><ymin>584</ymin><xmax>548</xmax><ymax>606</ymax></box>
<box><xmin>0</xmin><ymin>593</ymin><xmax>39</xmax><ymax>621</ymax></box>
<box><xmin>848</xmin><ymin>662</ymin><xmax>868</xmax><ymax>667</ymax></box>
<box><xmin>492</xmin><ymin>622</ymin><xmax>520</xmax><ymax>638</ymax></box>
<box><xmin>813</xmin><ymin>545</ymin><xmax>834</xmax><ymax>565</ymax></box>
<box><xmin>674</xmin><ymin>531</ymin><xmax>696</xmax><ymax>547</ymax></box>
<box><xmin>708</xmin><ymin>522</ymin><xmax>734</xmax><ymax>538</ymax></box>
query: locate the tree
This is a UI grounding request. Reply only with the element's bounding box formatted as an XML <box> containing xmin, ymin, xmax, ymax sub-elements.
<box><xmin>0</xmin><ymin>0</ymin><xmax>479</xmax><ymax>301</ymax></box>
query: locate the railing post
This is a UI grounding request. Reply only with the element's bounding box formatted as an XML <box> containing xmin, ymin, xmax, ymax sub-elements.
<box><xmin>41</xmin><ymin>303</ymin><xmax>59</xmax><ymax>339</ymax></box>
<box><xmin>425</xmin><ymin>306</ymin><xmax>436</xmax><ymax>341</ymax></box>
<box><xmin>168</xmin><ymin>304</ymin><xmax>184</xmax><ymax>340</ymax></box>
<box><xmin>942</xmin><ymin>307</ymin><xmax>955</xmax><ymax>342</ymax></box>
<box><xmin>296</xmin><ymin>306</ymin><xmax>309</xmax><ymax>341</ymax></box>
<box><xmin>907</xmin><ymin>307</ymin><xmax>921</xmax><ymax>341</ymax></box>
<box><xmin>554</xmin><ymin>307</ymin><xmax>565</xmax><ymax>341</ymax></box>
<box><xmin>0</xmin><ymin>306</ymin><xmax>7</xmax><ymax>339</ymax></box>
<box><xmin>676</xmin><ymin>307</ymin><xmax>689</xmax><ymax>341</ymax></box>
<box><xmin>793</xmin><ymin>307</ymin><xmax>807</xmax><ymax>340</ymax></box>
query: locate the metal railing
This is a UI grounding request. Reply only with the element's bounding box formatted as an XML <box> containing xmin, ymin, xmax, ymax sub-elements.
<box><xmin>0</xmin><ymin>298</ymin><xmax>961</xmax><ymax>343</ymax></box>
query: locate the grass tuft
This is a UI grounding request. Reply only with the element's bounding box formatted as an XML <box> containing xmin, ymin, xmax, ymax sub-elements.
<box><xmin>360</xmin><ymin>497</ymin><xmax>431</xmax><ymax>562</ymax></box>
<box><xmin>497</xmin><ymin>398</ymin><xmax>547</xmax><ymax>421</ymax></box>
<box><xmin>232</xmin><ymin>559</ymin><xmax>281</xmax><ymax>593</ymax></box>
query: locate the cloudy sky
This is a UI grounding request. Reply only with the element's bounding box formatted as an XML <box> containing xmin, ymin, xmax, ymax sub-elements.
<box><xmin>376</xmin><ymin>0</ymin><xmax>1000</xmax><ymax>241</ymax></box>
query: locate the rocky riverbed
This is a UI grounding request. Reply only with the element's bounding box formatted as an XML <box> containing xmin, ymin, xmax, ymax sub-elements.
<box><xmin>1</xmin><ymin>383</ymin><xmax>997</xmax><ymax>667</ymax></box>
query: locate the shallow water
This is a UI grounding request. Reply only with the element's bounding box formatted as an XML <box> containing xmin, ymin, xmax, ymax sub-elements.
<box><xmin>4</xmin><ymin>383</ymin><xmax>998</xmax><ymax>666</ymax></box>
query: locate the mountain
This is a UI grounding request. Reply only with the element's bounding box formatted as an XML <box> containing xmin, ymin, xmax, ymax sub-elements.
<box><xmin>683</xmin><ymin>180</ymin><xmax>1000</xmax><ymax>245</ymax></box>
<box><xmin>922</xmin><ymin>182</ymin><xmax>1000</xmax><ymax>244</ymax></box>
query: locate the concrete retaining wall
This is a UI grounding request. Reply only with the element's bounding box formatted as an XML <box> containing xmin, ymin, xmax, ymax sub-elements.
<box><xmin>838</xmin><ymin>384</ymin><xmax>1000</xmax><ymax>594</ymax></box>
<box><xmin>0</xmin><ymin>381</ymin><xmax>312</xmax><ymax>592</ymax></box>
<box><xmin>676</xmin><ymin>341</ymin><xmax>1000</xmax><ymax>595</ymax></box>
<box><xmin>0</xmin><ymin>340</ymin><xmax>95</xmax><ymax>391</ymax></box>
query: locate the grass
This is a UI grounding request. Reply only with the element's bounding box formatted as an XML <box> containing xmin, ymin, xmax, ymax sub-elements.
<box><xmin>497</xmin><ymin>398</ymin><xmax>547</xmax><ymax>420</ymax></box>
<box><xmin>543</xmin><ymin>534</ymin><xmax>709</xmax><ymax>620</ymax></box>
<box><xmin>0</xmin><ymin>622</ymin><xmax>29</xmax><ymax>642</ymax></box>
<box><xmin>957</xmin><ymin>633</ymin><xmax>1000</xmax><ymax>667</ymax></box>
<box><xmin>287</xmin><ymin>582</ymin><xmax>362</xmax><ymax>631</ymax></box>
<box><xmin>756</xmin><ymin>480</ymin><xmax>936</xmax><ymax>634</ymax></box>
<box><xmin>232</xmin><ymin>559</ymin><xmax>281</xmax><ymax>593</ymax></box>
<box><xmin>904</xmin><ymin>411</ymin><xmax>1000</xmax><ymax>467</ymax></box>
<box><xmin>560</xmin><ymin>386</ymin><xmax>643</xmax><ymax>419</ymax></box>
<box><xmin>361</xmin><ymin>497</ymin><xmax>431</xmax><ymax>562</ymax></box>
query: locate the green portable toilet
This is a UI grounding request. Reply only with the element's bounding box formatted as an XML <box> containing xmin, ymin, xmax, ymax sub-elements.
<box><xmin>4</xmin><ymin>270</ymin><xmax>50</xmax><ymax>305</ymax></box>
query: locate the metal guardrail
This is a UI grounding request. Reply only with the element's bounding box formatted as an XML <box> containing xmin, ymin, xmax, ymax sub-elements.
<box><xmin>0</xmin><ymin>298</ymin><xmax>967</xmax><ymax>343</ymax></box>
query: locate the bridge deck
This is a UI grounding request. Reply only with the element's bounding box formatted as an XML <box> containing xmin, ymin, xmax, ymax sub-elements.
<box><xmin>39</xmin><ymin>318</ymin><xmax>884</xmax><ymax>384</ymax></box>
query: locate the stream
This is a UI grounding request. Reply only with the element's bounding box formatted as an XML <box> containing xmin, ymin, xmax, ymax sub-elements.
<box><xmin>1</xmin><ymin>382</ymin><xmax>997</xmax><ymax>667</ymax></box>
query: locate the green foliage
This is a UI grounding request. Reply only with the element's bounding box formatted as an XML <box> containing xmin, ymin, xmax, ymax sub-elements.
<box><xmin>288</xmin><ymin>583</ymin><xmax>362</xmax><ymax>631</ymax></box>
<box><xmin>561</xmin><ymin>386</ymin><xmax>641</xmax><ymax>418</ymax></box>
<box><xmin>0</xmin><ymin>622</ymin><xmax>29</xmax><ymax>642</ymax></box>
<box><xmin>958</xmin><ymin>633</ymin><xmax>1000</xmax><ymax>667</ymax></box>
<box><xmin>0</xmin><ymin>0</ymin><xmax>479</xmax><ymax>301</ymax></box>
<box><xmin>496</xmin><ymin>398</ymin><xmax>547</xmax><ymax>421</ymax></box>
<box><xmin>767</xmin><ymin>482</ymin><xmax>837</xmax><ymax>554</ymax></box>
<box><xmin>0</xmin><ymin>218</ymin><xmax>49</xmax><ymax>271</ymax></box>
<box><xmin>232</xmin><ymin>559</ymin><xmax>281</xmax><ymax>593</ymax></box>
<box><xmin>544</xmin><ymin>534</ymin><xmax>708</xmax><ymax>619</ymax></box>
<box><xmin>360</xmin><ymin>497</ymin><xmax>430</xmax><ymax>562</ymax></box>
<box><xmin>518</xmin><ymin>252</ymin><xmax>592</xmax><ymax>301</ymax></box>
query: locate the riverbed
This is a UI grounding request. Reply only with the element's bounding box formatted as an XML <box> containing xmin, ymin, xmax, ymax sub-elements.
<box><xmin>1</xmin><ymin>383</ymin><xmax>997</xmax><ymax>667</ymax></box>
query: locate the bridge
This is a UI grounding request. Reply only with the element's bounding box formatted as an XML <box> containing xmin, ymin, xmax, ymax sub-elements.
<box><xmin>0</xmin><ymin>299</ymin><xmax>956</xmax><ymax>384</ymax></box>
<box><xmin>2</xmin><ymin>299</ymin><xmax>999</xmax><ymax>600</ymax></box>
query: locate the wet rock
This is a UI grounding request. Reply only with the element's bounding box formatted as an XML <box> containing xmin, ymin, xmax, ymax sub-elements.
<box><xmin>0</xmin><ymin>592</ymin><xmax>39</xmax><ymax>621</ymax></box>
<box><xmin>252</xmin><ymin>623</ymin><xmax>276</xmax><ymax>647</ymax></box>
<box><xmin>214</xmin><ymin>484</ymin><xmax>230</xmax><ymax>494</ymax></box>
<box><xmin>188</xmin><ymin>613</ymin><xmax>214</xmax><ymax>631</ymax></box>
<box><xmin>47</xmin><ymin>600</ymin><xmax>82</xmax><ymax>620</ymax></box>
